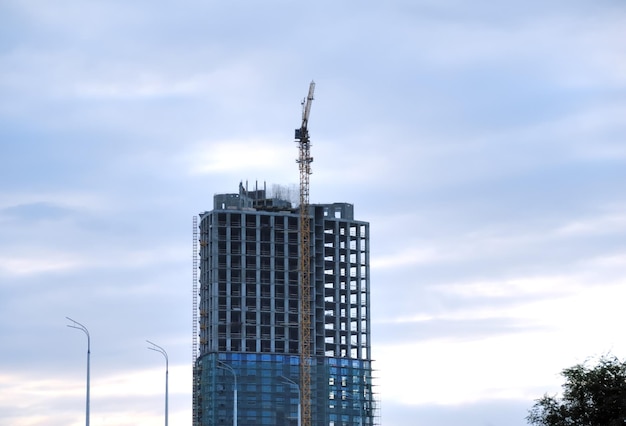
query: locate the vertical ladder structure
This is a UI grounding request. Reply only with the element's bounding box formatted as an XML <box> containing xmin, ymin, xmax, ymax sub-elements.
<box><xmin>192</xmin><ymin>215</ymin><xmax>200</xmax><ymax>426</ymax></box>
<box><xmin>296</xmin><ymin>81</ymin><xmax>315</xmax><ymax>426</ymax></box>
<box><xmin>193</xmin><ymin>215</ymin><xmax>199</xmax><ymax>362</ymax></box>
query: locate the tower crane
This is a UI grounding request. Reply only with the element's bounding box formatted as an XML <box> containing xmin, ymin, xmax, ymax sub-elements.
<box><xmin>296</xmin><ymin>81</ymin><xmax>315</xmax><ymax>426</ymax></box>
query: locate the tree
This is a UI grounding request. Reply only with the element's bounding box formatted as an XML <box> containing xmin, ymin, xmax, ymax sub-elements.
<box><xmin>527</xmin><ymin>355</ymin><xmax>626</xmax><ymax>426</ymax></box>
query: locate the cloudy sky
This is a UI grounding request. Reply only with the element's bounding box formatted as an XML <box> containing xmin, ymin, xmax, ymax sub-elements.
<box><xmin>1</xmin><ymin>1</ymin><xmax>625</xmax><ymax>425</ymax></box>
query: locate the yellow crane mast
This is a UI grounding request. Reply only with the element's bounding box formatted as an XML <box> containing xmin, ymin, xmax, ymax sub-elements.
<box><xmin>296</xmin><ymin>81</ymin><xmax>315</xmax><ymax>426</ymax></box>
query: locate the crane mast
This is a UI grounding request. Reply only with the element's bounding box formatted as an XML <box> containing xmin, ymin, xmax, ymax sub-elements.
<box><xmin>296</xmin><ymin>81</ymin><xmax>315</xmax><ymax>426</ymax></box>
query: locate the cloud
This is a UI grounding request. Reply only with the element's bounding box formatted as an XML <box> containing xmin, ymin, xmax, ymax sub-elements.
<box><xmin>1</xmin><ymin>1</ymin><xmax>625</xmax><ymax>425</ymax></box>
<box><xmin>373</xmin><ymin>273</ymin><xmax>626</xmax><ymax>410</ymax></box>
<box><xmin>185</xmin><ymin>138</ymin><xmax>295</xmax><ymax>177</ymax></box>
<box><xmin>0</xmin><ymin>253</ymin><xmax>81</xmax><ymax>276</ymax></box>
<box><xmin>381</xmin><ymin>399</ymin><xmax>531</xmax><ymax>426</ymax></box>
<box><xmin>0</xmin><ymin>365</ymin><xmax>191</xmax><ymax>426</ymax></box>
<box><xmin>372</xmin><ymin>247</ymin><xmax>444</xmax><ymax>269</ymax></box>
<box><xmin>556</xmin><ymin>211</ymin><xmax>626</xmax><ymax>236</ymax></box>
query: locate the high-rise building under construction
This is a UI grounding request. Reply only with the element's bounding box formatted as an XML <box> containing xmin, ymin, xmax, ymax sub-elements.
<box><xmin>192</xmin><ymin>182</ymin><xmax>376</xmax><ymax>425</ymax></box>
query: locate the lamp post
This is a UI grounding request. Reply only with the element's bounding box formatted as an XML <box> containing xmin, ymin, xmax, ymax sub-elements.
<box><xmin>66</xmin><ymin>317</ymin><xmax>90</xmax><ymax>426</ymax></box>
<box><xmin>279</xmin><ymin>375</ymin><xmax>301</xmax><ymax>426</ymax></box>
<box><xmin>147</xmin><ymin>340</ymin><xmax>168</xmax><ymax>426</ymax></box>
<box><xmin>217</xmin><ymin>360</ymin><xmax>237</xmax><ymax>426</ymax></box>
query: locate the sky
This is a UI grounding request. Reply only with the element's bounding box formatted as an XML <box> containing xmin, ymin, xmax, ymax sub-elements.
<box><xmin>1</xmin><ymin>1</ymin><xmax>625</xmax><ymax>425</ymax></box>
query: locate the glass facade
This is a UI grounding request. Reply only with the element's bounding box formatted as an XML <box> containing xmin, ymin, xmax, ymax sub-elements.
<box><xmin>197</xmin><ymin>354</ymin><xmax>375</xmax><ymax>426</ymax></box>
<box><xmin>198</xmin><ymin>353</ymin><xmax>301</xmax><ymax>425</ymax></box>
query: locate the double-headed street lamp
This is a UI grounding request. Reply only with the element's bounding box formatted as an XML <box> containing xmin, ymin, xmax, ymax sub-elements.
<box><xmin>66</xmin><ymin>317</ymin><xmax>90</xmax><ymax>426</ymax></box>
<box><xmin>147</xmin><ymin>340</ymin><xmax>169</xmax><ymax>426</ymax></box>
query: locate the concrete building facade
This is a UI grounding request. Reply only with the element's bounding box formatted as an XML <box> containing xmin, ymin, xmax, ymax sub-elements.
<box><xmin>193</xmin><ymin>183</ymin><xmax>376</xmax><ymax>425</ymax></box>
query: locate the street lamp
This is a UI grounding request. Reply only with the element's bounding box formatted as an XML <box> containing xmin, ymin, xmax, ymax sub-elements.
<box><xmin>66</xmin><ymin>317</ymin><xmax>90</xmax><ymax>426</ymax></box>
<box><xmin>147</xmin><ymin>340</ymin><xmax>168</xmax><ymax>426</ymax></box>
<box><xmin>217</xmin><ymin>360</ymin><xmax>237</xmax><ymax>426</ymax></box>
<box><xmin>279</xmin><ymin>375</ymin><xmax>301</xmax><ymax>426</ymax></box>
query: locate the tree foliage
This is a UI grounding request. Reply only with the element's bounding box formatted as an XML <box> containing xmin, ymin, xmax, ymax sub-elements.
<box><xmin>527</xmin><ymin>356</ymin><xmax>626</xmax><ymax>426</ymax></box>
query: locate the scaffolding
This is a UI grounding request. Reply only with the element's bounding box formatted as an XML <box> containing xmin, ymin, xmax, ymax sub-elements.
<box><xmin>192</xmin><ymin>215</ymin><xmax>201</xmax><ymax>426</ymax></box>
